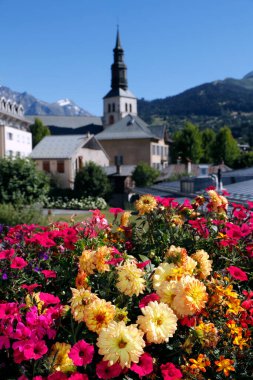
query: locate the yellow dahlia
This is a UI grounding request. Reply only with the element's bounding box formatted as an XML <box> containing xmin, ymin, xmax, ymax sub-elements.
<box><xmin>156</xmin><ymin>280</ymin><xmax>177</xmax><ymax>306</ymax></box>
<box><xmin>116</xmin><ymin>260</ymin><xmax>146</xmax><ymax>296</ymax></box>
<box><xmin>135</xmin><ymin>194</ymin><xmax>157</xmax><ymax>215</ymax></box>
<box><xmin>94</xmin><ymin>246</ymin><xmax>112</xmax><ymax>273</ymax></box>
<box><xmin>83</xmin><ymin>298</ymin><xmax>116</xmax><ymax>333</ymax></box>
<box><xmin>120</xmin><ymin>211</ymin><xmax>131</xmax><ymax>227</ymax></box>
<box><xmin>165</xmin><ymin>245</ymin><xmax>187</xmax><ymax>266</ymax></box>
<box><xmin>79</xmin><ymin>249</ymin><xmax>96</xmax><ymax>275</ymax></box>
<box><xmin>137</xmin><ymin>301</ymin><xmax>177</xmax><ymax>344</ymax></box>
<box><xmin>153</xmin><ymin>262</ymin><xmax>182</xmax><ymax>290</ymax></box>
<box><xmin>97</xmin><ymin>321</ymin><xmax>145</xmax><ymax>368</ymax></box>
<box><xmin>172</xmin><ymin>275</ymin><xmax>208</xmax><ymax>317</ymax></box>
<box><xmin>48</xmin><ymin>342</ymin><xmax>76</xmax><ymax>373</ymax></box>
<box><xmin>191</xmin><ymin>250</ymin><xmax>212</xmax><ymax>279</ymax></box>
<box><xmin>70</xmin><ymin>288</ymin><xmax>98</xmax><ymax>323</ymax></box>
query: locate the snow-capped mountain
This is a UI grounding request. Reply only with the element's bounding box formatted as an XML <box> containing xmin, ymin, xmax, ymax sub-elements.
<box><xmin>0</xmin><ymin>86</ymin><xmax>92</xmax><ymax>116</ymax></box>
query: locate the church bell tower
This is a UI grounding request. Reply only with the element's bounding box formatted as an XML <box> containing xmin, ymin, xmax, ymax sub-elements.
<box><xmin>103</xmin><ymin>28</ymin><xmax>137</xmax><ymax>128</ymax></box>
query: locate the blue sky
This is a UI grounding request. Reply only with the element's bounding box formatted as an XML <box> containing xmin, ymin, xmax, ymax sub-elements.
<box><xmin>0</xmin><ymin>0</ymin><xmax>253</xmax><ymax>115</ymax></box>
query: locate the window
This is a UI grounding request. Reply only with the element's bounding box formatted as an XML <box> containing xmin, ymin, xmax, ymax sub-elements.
<box><xmin>7</xmin><ymin>132</ymin><xmax>13</xmax><ymax>140</ymax></box>
<box><xmin>43</xmin><ymin>161</ymin><xmax>50</xmax><ymax>173</ymax></box>
<box><xmin>161</xmin><ymin>146</ymin><xmax>164</xmax><ymax>156</ymax></box>
<box><xmin>108</xmin><ymin>104</ymin><xmax>111</xmax><ymax>112</ymax></box>
<box><xmin>112</xmin><ymin>103</ymin><xmax>115</xmax><ymax>112</ymax></box>
<box><xmin>57</xmin><ymin>161</ymin><xmax>65</xmax><ymax>173</ymax></box>
<box><xmin>156</xmin><ymin>145</ymin><xmax>160</xmax><ymax>155</ymax></box>
<box><xmin>109</xmin><ymin>115</ymin><xmax>114</xmax><ymax>125</ymax></box>
<box><xmin>152</xmin><ymin>145</ymin><xmax>156</xmax><ymax>155</ymax></box>
<box><xmin>16</xmin><ymin>152</ymin><xmax>21</xmax><ymax>158</ymax></box>
<box><xmin>125</xmin><ymin>103</ymin><xmax>128</xmax><ymax>112</ymax></box>
<box><xmin>129</xmin><ymin>104</ymin><xmax>132</xmax><ymax>112</ymax></box>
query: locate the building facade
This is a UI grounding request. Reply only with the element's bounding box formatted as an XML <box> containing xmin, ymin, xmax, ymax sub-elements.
<box><xmin>0</xmin><ymin>97</ymin><xmax>32</xmax><ymax>158</ymax></box>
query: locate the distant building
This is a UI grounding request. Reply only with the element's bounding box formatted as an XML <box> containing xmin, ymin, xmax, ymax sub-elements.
<box><xmin>30</xmin><ymin>134</ymin><xmax>109</xmax><ymax>189</ymax></box>
<box><xmin>0</xmin><ymin>97</ymin><xmax>32</xmax><ymax>158</ymax></box>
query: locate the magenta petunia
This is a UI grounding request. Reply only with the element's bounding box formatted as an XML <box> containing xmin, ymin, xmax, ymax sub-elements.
<box><xmin>227</xmin><ymin>266</ymin><xmax>248</xmax><ymax>281</ymax></box>
<box><xmin>96</xmin><ymin>360</ymin><xmax>122</xmax><ymax>379</ymax></box>
<box><xmin>39</xmin><ymin>292</ymin><xmax>61</xmax><ymax>305</ymax></box>
<box><xmin>109</xmin><ymin>207</ymin><xmax>124</xmax><ymax>215</ymax></box>
<box><xmin>21</xmin><ymin>283</ymin><xmax>42</xmax><ymax>293</ymax></box>
<box><xmin>160</xmin><ymin>362</ymin><xmax>183</xmax><ymax>380</ymax></box>
<box><xmin>139</xmin><ymin>293</ymin><xmax>160</xmax><ymax>309</ymax></box>
<box><xmin>131</xmin><ymin>352</ymin><xmax>153</xmax><ymax>377</ymax></box>
<box><xmin>47</xmin><ymin>372</ymin><xmax>68</xmax><ymax>380</ymax></box>
<box><xmin>41</xmin><ymin>269</ymin><xmax>57</xmax><ymax>278</ymax></box>
<box><xmin>68</xmin><ymin>339</ymin><xmax>94</xmax><ymax>366</ymax></box>
<box><xmin>68</xmin><ymin>374</ymin><xmax>89</xmax><ymax>380</ymax></box>
<box><xmin>10</xmin><ymin>257</ymin><xmax>28</xmax><ymax>269</ymax></box>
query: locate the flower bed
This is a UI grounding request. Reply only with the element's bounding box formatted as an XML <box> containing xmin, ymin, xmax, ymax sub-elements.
<box><xmin>0</xmin><ymin>190</ymin><xmax>252</xmax><ymax>379</ymax></box>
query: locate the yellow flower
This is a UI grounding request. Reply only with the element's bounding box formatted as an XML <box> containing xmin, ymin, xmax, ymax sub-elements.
<box><xmin>233</xmin><ymin>334</ymin><xmax>249</xmax><ymax>350</ymax></box>
<box><xmin>184</xmin><ymin>256</ymin><xmax>197</xmax><ymax>276</ymax></box>
<box><xmin>97</xmin><ymin>321</ymin><xmax>145</xmax><ymax>368</ymax></box>
<box><xmin>137</xmin><ymin>301</ymin><xmax>177</xmax><ymax>344</ymax></box>
<box><xmin>195</xmin><ymin>322</ymin><xmax>219</xmax><ymax>348</ymax></box>
<box><xmin>156</xmin><ymin>280</ymin><xmax>177</xmax><ymax>306</ymax></box>
<box><xmin>79</xmin><ymin>249</ymin><xmax>96</xmax><ymax>275</ymax></box>
<box><xmin>75</xmin><ymin>270</ymin><xmax>89</xmax><ymax>289</ymax></box>
<box><xmin>153</xmin><ymin>262</ymin><xmax>182</xmax><ymax>290</ymax></box>
<box><xmin>191</xmin><ymin>249</ymin><xmax>212</xmax><ymax>279</ymax></box>
<box><xmin>70</xmin><ymin>288</ymin><xmax>98</xmax><ymax>323</ymax></box>
<box><xmin>120</xmin><ymin>211</ymin><xmax>131</xmax><ymax>227</ymax></box>
<box><xmin>94</xmin><ymin>246</ymin><xmax>112</xmax><ymax>273</ymax></box>
<box><xmin>172</xmin><ymin>275</ymin><xmax>208</xmax><ymax>317</ymax></box>
<box><xmin>165</xmin><ymin>245</ymin><xmax>187</xmax><ymax>266</ymax></box>
<box><xmin>189</xmin><ymin>353</ymin><xmax>210</xmax><ymax>373</ymax></box>
<box><xmin>135</xmin><ymin>194</ymin><xmax>157</xmax><ymax>215</ymax></box>
<box><xmin>215</xmin><ymin>356</ymin><xmax>235</xmax><ymax>377</ymax></box>
<box><xmin>116</xmin><ymin>260</ymin><xmax>146</xmax><ymax>296</ymax></box>
<box><xmin>25</xmin><ymin>292</ymin><xmax>44</xmax><ymax>314</ymax></box>
<box><xmin>83</xmin><ymin>298</ymin><xmax>116</xmax><ymax>333</ymax></box>
<box><xmin>48</xmin><ymin>342</ymin><xmax>76</xmax><ymax>373</ymax></box>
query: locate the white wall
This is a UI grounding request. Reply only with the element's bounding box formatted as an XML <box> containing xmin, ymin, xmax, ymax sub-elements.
<box><xmin>4</xmin><ymin>126</ymin><xmax>32</xmax><ymax>157</ymax></box>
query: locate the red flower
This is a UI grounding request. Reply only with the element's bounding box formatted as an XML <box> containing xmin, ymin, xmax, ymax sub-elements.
<box><xmin>136</xmin><ymin>260</ymin><xmax>151</xmax><ymax>269</ymax></box>
<box><xmin>227</xmin><ymin>266</ymin><xmax>248</xmax><ymax>281</ymax></box>
<box><xmin>47</xmin><ymin>373</ymin><xmax>68</xmax><ymax>380</ymax></box>
<box><xmin>109</xmin><ymin>208</ymin><xmax>124</xmax><ymax>215</ymax></box>
<box><xmin>160</xmin><ymin>362</ymin><xmax>183</xmax><ymax>380</ymax></box>
<box><xmin>69</xmin><ymin>374</ymin><xmax>89</xmax><ymax>380</ymax></box>
<box><xmin>68</xmin><ymin>339</ymin><xmax>94</xmax><ymax>366</ymax></box>
<box><xmin>21</xmin><ymin>283</ymin><xmax>42</xmax><ymax>293</ymax></box>
<box><xmin>10</xmin><ymin>257</ymin><xmax>28</xmax><ymax>269</ymax></box>
<box><xmin>139</xmin><ymin>293</ymin><xmax>160</xmax><ymax>308</ymax></box>
<box><xmin>131</xmin><ymin>352</ymin><xmax>153</xmax><ymax>377</ymax></box>
<box><xmin>96</xmin><ymin>360</ymin><xmax>122</xmax><ymax>379</ymax></box>
<box><xmin>41</xmin><ymin>270</ymin><xmax>57</xmax><ymax>278</ymax></box>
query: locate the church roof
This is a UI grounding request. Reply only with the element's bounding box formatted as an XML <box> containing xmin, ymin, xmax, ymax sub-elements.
<box><xmin>96</xmin><ymin>114</ymin><xmax>164</xmax><ymax>141</ymax></box>
<box><xmin>103</xmin><ymin>88</ymin><xmax>136</xmax><ymax>99</ymax></box>
<box><xmin>30</xmin><ymin>134</ymin><xmax>105</xmax><ymax>159</ymax></box>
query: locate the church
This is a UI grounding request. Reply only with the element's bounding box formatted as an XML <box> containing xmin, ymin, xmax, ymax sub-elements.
<box><xmin>28</xmin><ymin>30</ymin><xmax>170</xmax><ymax>170</ymax></box>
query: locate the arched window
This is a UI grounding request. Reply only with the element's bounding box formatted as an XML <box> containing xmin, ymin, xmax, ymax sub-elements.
<box><xmin>112</xmin><ymin>103</ymin><xmax>115</xmax><ymax>112</ymax></box>
<box><xmin>125</xmin><ymin>103</ymin><xmax>128</xmax><ymax>112</ymax></box>
<box><xmin>108</xmin><ymin>104</ymin><xmax>111</xmax><ymax>113</ymax></box>
<box><xmin>129</xmin><ymin>104</ymin><xmax>132</xmax><ymax>112</ymax></box>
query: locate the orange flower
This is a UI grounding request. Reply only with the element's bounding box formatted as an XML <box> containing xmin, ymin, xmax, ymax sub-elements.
<box><xmin>233</xmin><ymin>334</ymin><xmax>249</xmax><ymax>350</ymax></box>
<box><xmin>215</xmin><ymin>356</ymin><xmax>235</xmax><ymax>377</ymax></box>
<box><xmin>189</xmin><ymin>353</ymin><xmax>210</xmax><ymax>373</ymax></box>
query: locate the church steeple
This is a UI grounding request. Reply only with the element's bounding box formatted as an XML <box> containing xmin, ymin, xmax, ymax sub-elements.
<box><xmin>111</xmin><ymin>28</ymin><xmax>128</xmax><ymax>90</ymax></box>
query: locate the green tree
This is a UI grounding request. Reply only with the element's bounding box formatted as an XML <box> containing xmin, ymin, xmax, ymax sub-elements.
<box><xmin>171</xmin><ymin>122</ymin><xmax>203</xmax><ymax>163</ymax></box>
<box><xmin>132</xmin><ymin>162</ymin><xmax>160</xmax><ymax>187</ymax></box>
<box><xmin>29</xmin><ymin>117</ymin><xmax>51</xmax><ymax>147</ymax></box>
<box><xmin>201</xmin><ymin>128</ymin><xmax>216</xmax><ymax>163</ymax></box>
<box><xmin>0</xmin><ymin>157</ymin><xmax>50</xmax><ymax>205</ymax></box>
<box><xmin>74</xmin><ymin>161</ymin><xmax>111</xmax><ymax>199</ymax></box>
<box><xmin>212</xmin><ymin>126</ymin><xmax>240</xmax><ymax>167</ymax></box>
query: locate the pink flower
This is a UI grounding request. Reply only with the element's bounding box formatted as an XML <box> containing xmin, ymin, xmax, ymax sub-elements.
<box><xmin>139</xmin><ymin>293</ymin><xmax>160</xmax><ymax>308</ymax></box>
<box><xmin>39</xmin><ymin>292</ymin><xmax>61</xmax><ymax>305</ymax></box>
<box><xmin>10</xmin><ymin>257</ymin><xmax>28</xmax><ymax>269</ymax></box>
<box><xmin>32</xmin><ymin>377</ymin><xmax>45</xmax><ymax>380</ymax></box>
<box><xmin>131</xmin><ymin>352</ymin><xmax>153</xmax><ymax>377</ymax></box>
<box><xmin>136</xmin><ymin>260</ymin><xmax>151</xmax><ymax>269</ymax></box>
<box><xmin>96</xmin><ymin>360</ymin><xmax>122</xmax><ymax>379</ymax></box>
<box><xmin>160</xmin><ymin>362</ymin><xmax>183</xmax><ymax>380</ymax></box>
<box><xmin>109</xmin><ymin>207</ymin><xmax>124</xmax><ymax>215</ymax></box>
<box><xmin>0</xmin><ymin>336</ymin><xmax>10</xmax><ymax>349</ymax></box>
<box><xmin>23</xmin><ymin>339</ymin><xmax>48</xmax><ymax>360</ymax></box>
<box><xmin>18</xmin><ymin>376</ymin><xmax>28</xmax><ymax>380</ymax></box>
<box><xmin>0</xmin><ymin>248</ymin><xmax>15</xmax><ymax>260</ymax></box>
<box><xmin>227</xmin><ymin>266</ymin><xmax>248</xmax><ymax>281</ymax></box>
<box><xmin>68</xmin><ymin>340</ymin><xmax>94</xmax><ymax>366</ymax></box>
<box><xmin>41</xmin><ymin>270</ymin><xmax>57</xmax><ymax>278</ymax></box>
<box><xmin>69</xmin><ymin>374</ymin><xmax>89</xmax><ymax>380</ymax></box>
